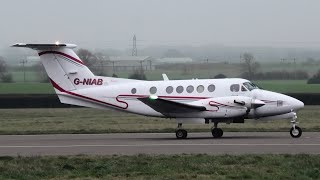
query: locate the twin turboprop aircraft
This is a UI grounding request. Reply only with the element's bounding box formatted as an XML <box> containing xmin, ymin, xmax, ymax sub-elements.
<box><xmin>12</xmin><ymin>43</ymin><xmax>305</xmax><ymax>139</ymax></box>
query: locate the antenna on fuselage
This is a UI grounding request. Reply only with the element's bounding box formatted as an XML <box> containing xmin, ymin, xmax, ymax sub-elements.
<box><xmin>162</xmin><ymin>74</ymin><xmax>169</xmax><ymax>81</ymax></box>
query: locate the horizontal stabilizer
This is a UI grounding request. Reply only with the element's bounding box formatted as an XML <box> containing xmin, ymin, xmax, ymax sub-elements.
<box><xmin>11</xmin><ymin>43</ymin><xmax>77</xmax><ymax>50</ymax></box>
<box><xmin>138</xmin><ymin>97</ymin><xmax>206</xmax><ymax>115</ymax></box>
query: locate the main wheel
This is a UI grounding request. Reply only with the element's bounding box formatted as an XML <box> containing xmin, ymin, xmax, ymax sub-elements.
<box><xmin>211</xmin><ymin>128</ymin><xmax>223</xmax><ymax>138</ymax></box>
<box><xmin>290</xmin><ymin>126</ymin><xmax>302</xmax><ymax>138</ymax></box>
<box><xmin>176</xmin><ymin>129</ymin><xmax>188</xmax><ymax>139</ymax></box>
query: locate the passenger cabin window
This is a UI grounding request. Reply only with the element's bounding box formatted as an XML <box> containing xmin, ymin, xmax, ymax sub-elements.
<box><xmin>186</xmin><ymin>85</ymin><xmax>194</xmax><ymax>93</ymax></box>
<box><xmin>197</xmin><ymin>85</ymin><xmax>204</xmax><ymax>93</ymax></box>
<box><xmin>131</xmin><ymin>88</ymin><xmax>137</xmax><ymax>94</ymax></box>
<box><xmin>243</xmin><ymin>82</ymin><xmax>259</xmax><ymax>91</ymax></box>
<box><xmin>208</xmin><ymin>84</ymin><xmax>215</xmax><ymax>92</ymax></box>
<box><xmin>176</xmin><ymin>86</ymin><xmax>184</xmax><ymax>93</ymax></box>
<box><xmin>230</xmin><ymin>84</ymin><xmax>240</xmax><ymax>92</ymax></box>
<box><xmin>166</xmin><ymin>86</ymin><xmax>173</xmax><ymax>94</ymax></box>
<box><xmin>150</xmin><ymin>86</ymin><xmax>157</xmax><ymax>94</ymax></box>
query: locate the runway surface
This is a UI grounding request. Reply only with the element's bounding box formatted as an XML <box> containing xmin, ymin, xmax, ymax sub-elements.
<box><xmin>0</xmin><ymin>132</ymin><xmax>319</xmax><ymax>156</ymax></box>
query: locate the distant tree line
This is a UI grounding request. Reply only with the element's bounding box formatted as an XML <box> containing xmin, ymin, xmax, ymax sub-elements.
<box><xmin>307</xmin><ymin>70</ymin><xmax>320</xmax><ymax>84</ymax></box>
<box><xmin>0</xmin><ymin>56</ymin><xmax>13</xmax><ymax>82</ymax></box>
<box><xmin>240</xmin><ymin>53</ymin><xmax>310</xmax><ymax>80</ymax></box>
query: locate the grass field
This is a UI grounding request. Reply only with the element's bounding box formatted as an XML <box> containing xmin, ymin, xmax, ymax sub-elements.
<box><xmin>0</xmin><ymin>82</ymin><xmax>54</xmax><ymax>94</ymax></box>
<box><xmin>3</xmin><ymin>62</ymin><xmax>320</xmax><ymax>94</ymax></box>
<box><xmin>0</xmin><ymin>106</ymin><xmax>318</xmax><ymax>135</ymax></box>
<box><xmin>0</xmin><ymin>80</ymin><xmax>320</xmax><ymax>94</ymax></box>
<box><xmin>0</xmin><ymin>154</ymin><xmax>319</xmax><ymax>179</ymax></box>
<box><xmin>11</xmin><ymin>71</ymin><xmax>40</xmax><ymax>82</ymax></box>
<box><xmin>253</xmin><ymin>80</ymin><xmax>320</xmax><ymax>93</ymax></box>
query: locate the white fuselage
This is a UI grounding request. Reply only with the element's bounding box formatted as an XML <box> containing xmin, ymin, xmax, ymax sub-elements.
<box><xmin>58</xmin><ymin>78</ymin><xmax>304</xmax><ymax>121</ymax></box>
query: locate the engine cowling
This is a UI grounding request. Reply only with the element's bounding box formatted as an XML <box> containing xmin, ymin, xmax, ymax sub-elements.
<box><xmin>188</xmin><ymin>96</ymin><xmax>242</xmax><ymax>118</ymax></box>
<box><xmin>232</xmin><ymin>96</ymin><xmax>265</xmax><ymax>109</ymax></box>
<box><xmin>189</xmin><ymin>96</ymin><xmax>265</xmax><ymax>118</ymax></box>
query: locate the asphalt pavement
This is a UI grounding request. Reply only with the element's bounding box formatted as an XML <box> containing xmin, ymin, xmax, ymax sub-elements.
<box><xmin>0</xmin><ymin>132</ymin><xmax>319</xmax><ymax>156</ymax></box>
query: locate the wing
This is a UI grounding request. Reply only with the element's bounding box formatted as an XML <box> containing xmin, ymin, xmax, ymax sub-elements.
<box><xmin>138</xmin><ymin>97</ymin><xmax>206</xmax><ymax>115</ymax></box>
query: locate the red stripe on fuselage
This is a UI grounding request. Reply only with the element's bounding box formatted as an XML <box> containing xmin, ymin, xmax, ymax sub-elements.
<box><xmin>39</xmin><ymin>51</ymin><xmax>84</xmax><ymax>65</ymax></box>
<box><xmin>49</xmin><ymin>79</ymin><xmax>128</xmax><ymax>109</ymax></box>
<box><xmin>117</xmin><ymin>94</ymin><xmax>209</xmax><ymax>100</ymax></box>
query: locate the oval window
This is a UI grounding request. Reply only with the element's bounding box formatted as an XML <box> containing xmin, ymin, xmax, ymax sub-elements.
<box><xmin>166</xmin><ymin>86</ymin><xmax>173</xmax><ymax>94</ymax></box>
<box><xmin>176</xmin><ymin>86</ymin><xmax>184</xmax><ymax>93</ymax></box>
<box><xmin>197</xmin><ymin>85</ymin><xmax>204</xmax><ymax>93</ymax></box>
<box><xmin>207</xmin><ymin>84</ymin><xmax>215</xmax><ymax>92</ymax></box>
<box><xmin>131</xmin><ymin>88</ymin><xmax>137</xmax><ymax>94</ymax></box>
<box><xmin>150</xmin><ymin>86</ymin><xmax>157</xmax><ymax>94</ymax></box>
<box><xmin>186</xmin><ymin>85</ymin><xmax>194</xmax><ymax>93</ymax></box>
<box><xmin>230</xmin><ymin>84</ymin><xmax>240</xmax><ymax>92</ymax></box>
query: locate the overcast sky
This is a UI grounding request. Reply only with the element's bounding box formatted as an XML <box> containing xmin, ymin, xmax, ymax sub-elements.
<box><xmin>1</xmin><ymin>0</ymin><xmax>320</xmax><ymax>49</ymax></box>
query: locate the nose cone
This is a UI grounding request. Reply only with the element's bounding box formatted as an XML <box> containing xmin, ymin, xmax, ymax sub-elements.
<box><xmin>292</xmin><ymin>98</ymin><xmax>304</xmax><ymax>111</ymax></box>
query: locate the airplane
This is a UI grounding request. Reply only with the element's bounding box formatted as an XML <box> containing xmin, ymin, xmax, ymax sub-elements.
<box><xmin>12</xmin><ymin>43</ymin><xmax>304</xmax><ymax>139</ymax></box>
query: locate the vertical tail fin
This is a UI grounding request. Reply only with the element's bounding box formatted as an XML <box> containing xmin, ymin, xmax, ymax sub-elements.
<box><xmin>12</xmin><ymin>43</ymin><xmax>99</xmax><ymax>92</ymax></box>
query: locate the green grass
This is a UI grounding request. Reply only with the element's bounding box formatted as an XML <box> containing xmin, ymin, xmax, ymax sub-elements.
<box><xmin>254</xmin><ymin>80</ymin><xmax>320</xmax><ymax>93</ymax></box>
<box><xmin>0</xmin><ymin>83</ymin><xmax>54</xmax><ymax>94</ymax></box>
<box><xmin>2</xmin><ymin>61</ymin><xmax>320</xmax><ymax>94</ymax></box>
<box><xmin>260</xmin><ymin>62</ymin><xmax>320</xmax><ymax>74</ymax></box>
<box><xmin>11</xmin><ymin>71</ymin><xmax>40</xmax><ymax>82</ymax></box>
<box><xmin>0</xmin><ymin>106</ymin><xmax>319</xmax><ymax>135</ymax></box>
<box><xmin>0</xmin><ymin>154</ymin><xmax>319</xmax><ymax>179</ymax></box>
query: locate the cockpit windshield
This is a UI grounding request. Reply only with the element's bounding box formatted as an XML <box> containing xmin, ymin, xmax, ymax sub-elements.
<box><xmin>243</xmin><ymin>82</ymin><xmax>259</xmax><ymax>91</ymax></box>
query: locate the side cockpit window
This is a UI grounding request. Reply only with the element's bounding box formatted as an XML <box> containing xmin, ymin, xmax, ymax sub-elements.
<box><xmin>230</xmin><ymin>84</ymin><xmax>240</xmax><ymax>92</ymax></box>
<box><xmin>243</xmin><ymin>82</ymin><xmax>259</xmax><ymax>91</ymax></box>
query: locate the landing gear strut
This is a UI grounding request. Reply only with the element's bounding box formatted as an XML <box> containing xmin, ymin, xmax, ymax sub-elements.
<box><xmin>175</xmin><ymin>123</ymin><xmax>188</xmax><ymax>139</ymax></box>
<box><xmin>290</xmin><ymin>112</ymin><xmax>302</xmax><ymax>138</ymax></box>
<box><xmin>211</xmin><ymin>122</ymin><xmax>223</xmax><ymax>138</ymax></box>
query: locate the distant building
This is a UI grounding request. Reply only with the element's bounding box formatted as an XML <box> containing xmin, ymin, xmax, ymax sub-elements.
<box><xmin>107</xmin><ymin>56</ymin><xmax>154</xmax><ymax>71</ymax></box>
<box><xmin>20</xmin><ymin>56</ymin><xmax>40</xmax><ymax>66</ymax></box>
<box><xmin>155</xmin><ymin>57</ymin><xmax>193</xmax><ymax>64</ymax></box>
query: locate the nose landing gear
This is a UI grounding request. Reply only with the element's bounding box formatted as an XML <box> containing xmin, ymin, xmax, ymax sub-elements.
<box><xmin>290</xmin><ymin>112</ymin><xmax>302</xmax><ymax>138</ymax></box>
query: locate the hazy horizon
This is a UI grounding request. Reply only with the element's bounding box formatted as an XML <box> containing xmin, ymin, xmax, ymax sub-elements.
<box><xmin>1</xmin><ymin>0</ymin><xmax>320</xmax><ymax>49</ymax></box>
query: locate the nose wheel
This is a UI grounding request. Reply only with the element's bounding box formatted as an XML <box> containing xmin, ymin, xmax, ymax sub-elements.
<box><xmin>290</xmin><ymin>112</ymin><xmax>302</xmax><ymax>138</ymax></box>
<box><xmin>290</xmin><ymin>126</ymin><xmax>302</xmax><ymax>138</ymax></box>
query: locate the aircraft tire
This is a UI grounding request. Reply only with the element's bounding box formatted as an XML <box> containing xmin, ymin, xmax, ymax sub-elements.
<box><xmin>212</xmin><ymin>128</ymin><xmax>223</xmax><ymax>138</ymax></box>
<box><xmin>176</xmin><ymin>129</ymin><xmax>187</xmax><ymax>139</ymax></box>
<box><xmin>290</xmin><ymin>126</ymin><xmax>302</xmax><ymax>138</ymax></box>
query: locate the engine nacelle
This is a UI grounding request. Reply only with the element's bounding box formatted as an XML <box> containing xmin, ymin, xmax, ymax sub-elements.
<box><xmin>190</xmin><ymin>96</ymin><xmax>253</xmax><ymax>118</ymax></box>
<box><xmin>191</xmin><ymin>96</ymin><xmax>264</xmax><ymax>109</ymax></box>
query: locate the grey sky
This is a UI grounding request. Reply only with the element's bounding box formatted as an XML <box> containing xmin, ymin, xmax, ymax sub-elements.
<box><xmin>1</xmin><ymin>0</ymin><xmax>320</xmax><ymax>49</ymax></box>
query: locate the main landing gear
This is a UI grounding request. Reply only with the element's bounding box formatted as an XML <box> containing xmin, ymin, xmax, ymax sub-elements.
<box><xmin>290</xmin><ymin>112</ymin><xmax>302</xmax><ymax>138</ymax></box>
<box><xmin>211</xmin><ymin>122</ymin><xmax>223</xmax><ymax>138</ymax></box>
<box><xmin>175</xmin><ymin>122</ymin><xmax>224</xmax><ymax>139</ymax></box>
<box><xmin>175</xmin><ymin>123</ymin><xmax>188</xmax><ymax>139</ymax></box>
